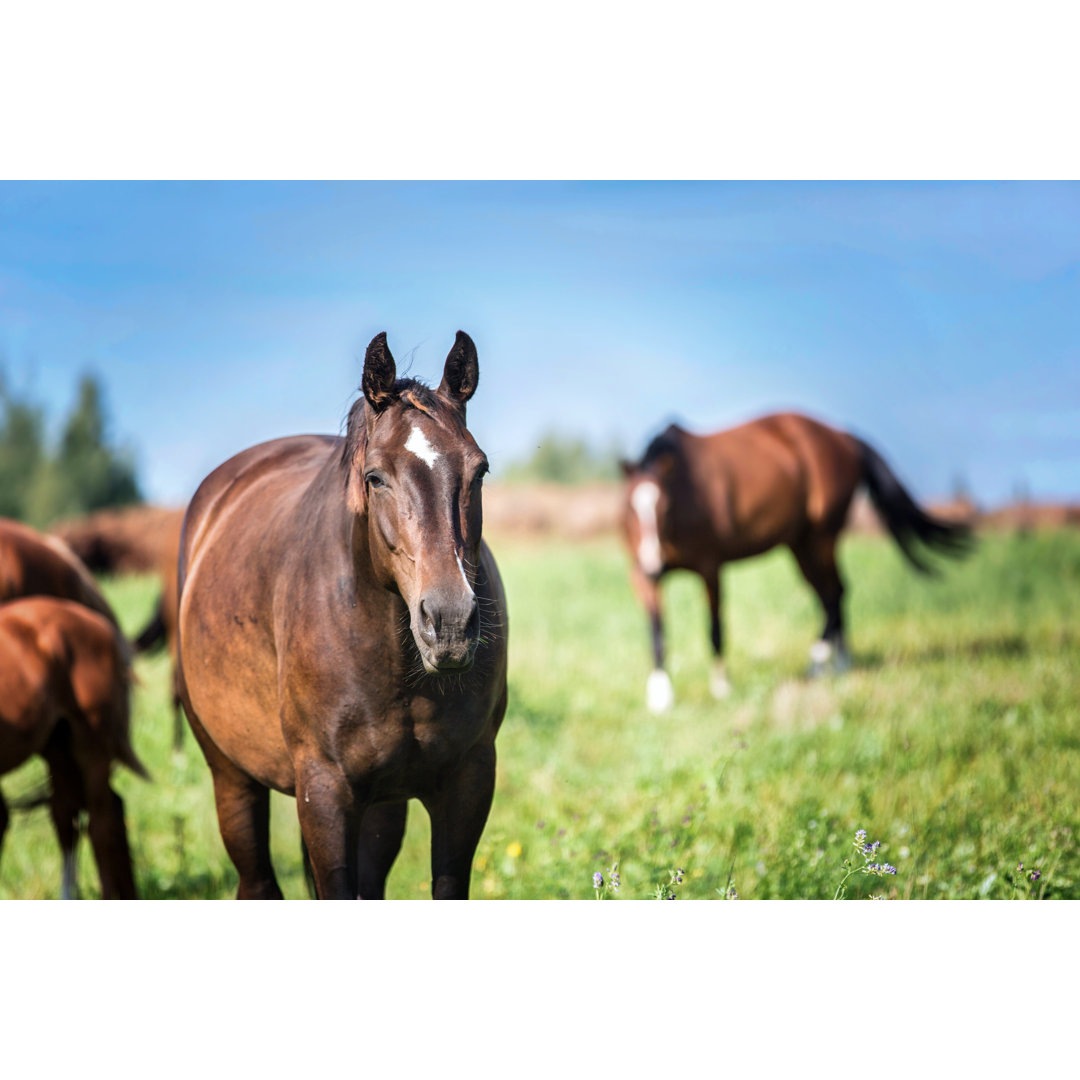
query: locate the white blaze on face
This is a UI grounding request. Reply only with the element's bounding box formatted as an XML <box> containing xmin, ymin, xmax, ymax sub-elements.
<box><xmin>405</xmin><ymin>425</ymin><xmax>440</xmax><ymax>469</ymax></box>
<box><xmin>631</xmin><ymin>480</ymin><xmax>663</xmax><ymax>576</ymax></box>
<box><xmin>455</xmin><ymin>552</ymin><xmax>474</xmax><ymax>597</ymax></box>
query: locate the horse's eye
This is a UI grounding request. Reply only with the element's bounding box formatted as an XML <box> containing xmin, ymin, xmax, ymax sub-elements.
<box><xmin>366</xmin><ymin>473</ymin><xmax>385</xmax><ymax>489</ymax></box>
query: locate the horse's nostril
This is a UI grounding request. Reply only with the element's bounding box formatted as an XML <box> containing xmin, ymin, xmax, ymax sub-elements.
<box><xmin>418</xmin><ymin>598</ymin><xmax>437</xmax><ymax>643</ymax></box>
<box><xmin>467</xmin><ymin>597</ymin><xmax>480</xmax><ymax>636</ymax></box>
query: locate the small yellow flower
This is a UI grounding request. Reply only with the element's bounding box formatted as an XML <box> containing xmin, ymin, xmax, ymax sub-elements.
<box><xmin>692</xmin><ymin>868</ymin><xmax>705</xmax><ymax>879</ymax></box>
<box><xmin>506</xmin><ymin>841</ymin><xmax>523</xmax><ymax>858</ymax></box>
<box><xmin>475</xmin><ymin>854</ymin><xmax>488</xmax><ymax>871</ymax></box>
<box><xmin>483</xmin><ymin>875</ymin><xmax>496</xmax><ymax>894</ymax></box>
<box><xmin>417</xmin><ymin>880</ymin><xmax>429</xmax><ymax>892</ymax></box>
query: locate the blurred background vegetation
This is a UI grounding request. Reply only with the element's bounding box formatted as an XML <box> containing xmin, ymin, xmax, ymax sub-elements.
<box><xmin>0</xmin><ymin>371</ymin><xmax>142</xmax><ymax>528</ymax></box>
<box><xmin>501</xmin><ymin>429</ymin><xmax>624</xmax><ymax>485</ymax></box>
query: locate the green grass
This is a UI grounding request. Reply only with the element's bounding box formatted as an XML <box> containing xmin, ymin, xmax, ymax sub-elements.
<box><xmin>2</xmin><ymin>529</ymin><xmax>1078</xmax><ymax>899</ymax></box>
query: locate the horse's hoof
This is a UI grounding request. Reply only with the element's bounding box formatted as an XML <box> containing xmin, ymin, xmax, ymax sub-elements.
<box><xmin>646</xmin><ymin>669</ymin><xmax>675</xmax><ymax>713</ymax></box>
<box><xmin>709</xmin><ymin>671</ymin><xmax>732</xmax><ymax>699</ymax></box>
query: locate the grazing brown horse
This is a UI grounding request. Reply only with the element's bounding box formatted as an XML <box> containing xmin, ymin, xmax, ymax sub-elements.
<box><xmin>0</xmin><ymin>597</ymin><xmax>147</xmax><ymax>898</ymax></box>
<box><xmin>177</xmin><ymin>331</ymin><xmax>508</xmax><ymax>899</ymax></box>
<box><xmin>133</xmin><ymin>513</ymin><xmax>185</xmax><ymax>750</ymax></box>
<box><xmin>621</xmin><ymin>413</ymin><xmax>972</xmax><ymax>711</ymax></box>
<box><xmin>0</xmin><ymin>517</ymin><xmax>124</xmax><ymax>637</ymax></box>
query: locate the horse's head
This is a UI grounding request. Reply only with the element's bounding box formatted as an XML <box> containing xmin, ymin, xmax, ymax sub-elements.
<box><xmin>619</xmin><ymin>427</ymin><xmax>682</xmax><ymax>580</ymax></box>
<box><xmin>344</xmin><ymin>331</ymin><xmax>488</xmax><ymax>673</ymax></box>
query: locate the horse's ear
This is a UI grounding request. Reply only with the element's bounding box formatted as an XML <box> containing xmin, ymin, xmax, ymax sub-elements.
<box><xmin>362</xmin><ymin>332</ymin><xmax>397</xmax><ymax>413</ymax></box>
<box><xmin>439</xmin><ymin>330</ymin><xmax>479</xmax><ymax>407</ymax></box>
<box><xmin>619</xmin><ymin>459</ymin><xmax>636</xmax><ymax>478</ymax></box>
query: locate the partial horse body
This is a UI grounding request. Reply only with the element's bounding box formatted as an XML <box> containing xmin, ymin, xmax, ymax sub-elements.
<box><xmin>0</xmin><ymin>597</ymin><xmax>146</xmax><ymax>898</ymax></box>
<box><xmin>177</xmin><ymin>331</ymin><xmax>508</xmax><ymax>899</ymax></box>
<box><xmin>0</xmin><ymin>517</ymin><xmax>125</xmax><ymax>638</ymax></box>
<box><xmin>133</xmin><ymin>513</ymin><xmax>185</xmax><ymax>750</ymax></box>
<box><xmin>621</xmin><ymin>413</ymin><xmax>971</xmax><ymax>711</ymax></box>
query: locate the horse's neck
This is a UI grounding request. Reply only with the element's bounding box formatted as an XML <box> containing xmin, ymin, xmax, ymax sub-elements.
<box><xmin>300</xmin><ymin>461</ymin><xmax>411</xmax><ymax>635</ymax></box>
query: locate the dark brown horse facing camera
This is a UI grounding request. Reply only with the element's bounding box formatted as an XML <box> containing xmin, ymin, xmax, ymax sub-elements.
<box><xmin>620</xmin><ymin>412</ymin><xmax>972</xmax><ymax>711</ymax></box>
<box><xmin>0</xmin><ymin>597</ymin><xmax>147</xmax><ymax>899</ymax></box>
<box><xmin>177</xmin><ymin>331</ymin><xmax>508</xmax><ymax>899</ymax></box>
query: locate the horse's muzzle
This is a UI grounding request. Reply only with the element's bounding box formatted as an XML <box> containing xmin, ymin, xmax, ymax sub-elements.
<box><xmin>414</xmin><ymin>590</ymin><xmax>481</xmax><ymax>672</ymax></box>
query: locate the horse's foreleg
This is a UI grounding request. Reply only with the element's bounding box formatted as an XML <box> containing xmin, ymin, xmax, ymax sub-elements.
<box><xmin>631</xmin><ymin>566</ymin><xmax>673</xmax><ymax>712</ymax></box>
<box><xmin>355</xmin><ymin>801</ymin><xmax>408</xmax><ymax>899</ymax></box>
<box><xmin>703</xmin><ymin>567</ymin><xmax>731</xmax><ymax>699</ymax></box>
<box><xmin>294</xmin><ymin>758</ymin><xmax>356</xmax><ymax>900</ymax></box>
<box><xmin>425</xmin><ymin>743</ymin><xmax>496</xmax><ymax>899</ymax></box>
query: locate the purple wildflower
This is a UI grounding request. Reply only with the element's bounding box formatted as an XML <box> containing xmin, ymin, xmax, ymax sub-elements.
<box><xmin>855</xmin><ymin>829</ymin><xmax>867</xmax><ymax>844</ymax></box>
<box><xmin>1030</xmin><ymin>870</ymin><xmax>1041</xmax><ymax>882</ymax></box>
<box><xmin>883</xmin><ymin>864</ymin><xmax>897</xmax><ymax>875</ymax></box>
<box><xmin>593</xmin><ymin>872</ymin><xmax>603</xmax><ymax>889</ymax></box>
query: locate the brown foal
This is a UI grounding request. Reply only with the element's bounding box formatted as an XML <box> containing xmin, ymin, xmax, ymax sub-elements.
<box><xmin>0</xmin><ymin>597</ymin><xmax>146</xmax><ymax>898</ymax></box>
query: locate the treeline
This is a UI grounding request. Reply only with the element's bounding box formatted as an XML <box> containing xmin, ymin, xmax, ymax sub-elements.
<box><xmin>0</xmin><ymin>372</ymin><xmax>141</xmax><ymax>528</ymax></box>
<box><xmin>502</xmin><ymin>429</ymin><xmax>625</xmax><ymax>485</ymax></box>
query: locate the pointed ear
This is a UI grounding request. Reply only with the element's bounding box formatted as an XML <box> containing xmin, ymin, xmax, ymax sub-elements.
<box><xmin>438</xmin><ymin>330</ymin><xmax>479</xmax><ymax>407</ymax></box>
<box><xmin>619</xmin><ymin>459</ymin><xmax>636</xmax><ymax>478</ymax></box>
<box><xmin>362</xmin><ymin>332</ymin><xmax>397</xmax><ymax>413</ymax></box>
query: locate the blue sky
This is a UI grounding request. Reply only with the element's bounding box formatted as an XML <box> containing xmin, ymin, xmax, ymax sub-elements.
<box><xmin>0</xmin><ymin>181</ymin><xmax>1077</xmax><ymax>506</ymax></box>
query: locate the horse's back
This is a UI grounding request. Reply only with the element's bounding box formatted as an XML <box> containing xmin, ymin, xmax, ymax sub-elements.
<box><xmin>0</xmin><ymin>518</ymin><xmax>118</xmax><ymax>627</ymax></box>
<box><xmin>181</xmin><ymin>435</ymin><xmax>338</xmax><ymax>578</ymax></box>
<box><xmin>689</xmin><ymin>413</ymin><xmax>861</xmax><ymax>550</ymax></box>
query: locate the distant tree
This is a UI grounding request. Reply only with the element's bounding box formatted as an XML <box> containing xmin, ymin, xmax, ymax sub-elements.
<box><xmin>0</xmin><ymin>371</ymin><xmax>142</xmax><ymax>527</ymax></box>
<box><xmin>0</xmin><ymin>375</ymin><xmax>46</xmax><ymax>519</ymax></box>
<box><xmin>504</xmin><ymin>429</ymin><xmax>623</xmax><ymax>485</ymax></box>
<box><xmin>57</xmin><ymin>375</ymin><xmax>141</xmax><ymax>513</ymax></box>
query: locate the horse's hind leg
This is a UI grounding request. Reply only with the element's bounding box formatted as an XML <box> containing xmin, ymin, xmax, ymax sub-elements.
<box><xmin>42</xmin><ymin>726</ymin><xmax>85</xmax><ymax>900</ymax></box>
<box><xmin>702</xmin><ymin>566</ymin><xmax>731</xmax><ymax>699</ymax></box>
<box><xmin>0</xmin><ymin>787</ymin><xmax>8</xmax><ymax>872</ymax></box>
<box><xmin>187</xmin><ymin>711</ymin><xmax>282</xmax><ymax>899</ymax></box>
<box><xmin>355</xmin><ymin>801</ymin><xmax>408</xmax><ymax>899</ymax></box>
<box><xmin>791</xmin><ymin>532</ymin><xmax>850</xmax><ymax>676</ymax></box>
<box><xmin>79</xmin><ymin>755</ymin><xmax>137</xmax><ymax>899</ymax></box>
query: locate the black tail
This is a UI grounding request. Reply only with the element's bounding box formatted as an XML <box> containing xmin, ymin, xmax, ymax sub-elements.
<box><xmin>858</xmin><ymin>439</ymin><xmax>975</xmax><ymax>574</ymax></box>
<box><xmin>134</xmin><ymin>599</ymin><xmax>166</xmax><ymax>654</ymax></box>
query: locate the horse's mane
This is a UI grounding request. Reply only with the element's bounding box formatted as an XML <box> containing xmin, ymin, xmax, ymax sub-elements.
<box><xmin>637</xmin><ymin>424</ymin><xmax>685</xmax><ymax>470</ymax></box>
<box><xmin>339</xmin><ymin>379</ymin><xmax>444</xmax><ymax>486</ymax></box>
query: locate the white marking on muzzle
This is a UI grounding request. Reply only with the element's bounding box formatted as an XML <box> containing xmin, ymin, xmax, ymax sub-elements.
<box><xmin>405</xmin><ymin>425</ymin><xmax>440</xmax><ymax>468</ymax></box>
<box><xmin>631</xmin><ymin>480</ymin><xmax>663</xmax><ymax>576</ymax></box>
<box><xmin>455</xmin><ymin>552</ymin><xmax>474</xmax><ymax>596</ymax></box>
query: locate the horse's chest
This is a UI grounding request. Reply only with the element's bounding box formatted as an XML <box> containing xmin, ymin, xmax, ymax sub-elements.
<box><xmin>339</xmin><ymin>698</ymin><xmax>485</xmax><ymax>798</ymax></box>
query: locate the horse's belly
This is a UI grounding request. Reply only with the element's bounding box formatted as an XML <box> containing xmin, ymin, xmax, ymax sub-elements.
<box><xmin>179</xmin><ymin>550</ymin><xmax>295</xmax><ymax>793</ymax></box>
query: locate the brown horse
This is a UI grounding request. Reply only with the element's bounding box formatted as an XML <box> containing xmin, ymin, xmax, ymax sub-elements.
<box><xmin>1</xmin><ymin>517</ymin><xmax>125</xmax><ymax>637</ymax></box>
<box><xmin>0</xmin><ymin>597</ymin><xmax>147</xmax><ymax>898</ymax></box>
<box><xmin>177</xmin><ymin>331</ymin><xmax>508</xmax><ymax>899</ymax></box>
<box><xmin>620</xmin><ymin>413</ymin><xmax>972</xmax><ymax>711</ymax></box>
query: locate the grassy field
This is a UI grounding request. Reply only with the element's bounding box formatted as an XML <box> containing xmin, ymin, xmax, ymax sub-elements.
<box><xmin>2</xmin><ymin>528</ymin><xmax>1078</xmax><ymax>900</ymax></box>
